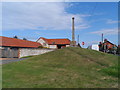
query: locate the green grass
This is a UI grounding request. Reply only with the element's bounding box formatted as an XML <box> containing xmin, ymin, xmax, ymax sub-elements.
<box><xmin>100</xmin><ymin>65</ymin><xmax>119</xmax><ymax>77</ymax></box>
<box><xmin>20</xmin><ymin>55</ymin><xmax>34</xmax><ymax>58</ymax></box>
<box><xmin>2</xmin><ymin>47</ymin><xmax>118</xmax><ymax>88</ymax></box>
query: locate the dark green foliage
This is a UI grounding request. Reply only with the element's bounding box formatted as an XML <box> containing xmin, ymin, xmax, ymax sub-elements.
<box><xmin>23</xmin><ymin>38</ymin><xmax>27</xmax><ymax>40</ymax></box>
<box><xmin>38</xmin><ymin>46</ymin><xmax>44</xmax><ymax>48</ymax></box>
<box><xmin>77</xmin><ymin>43</ymin><xmax>81</xmax><ymax>47</ymax></box>
<box><xmin>13</xmin><ymin>35</ymin><xmax>18</xmax><ymax>39</ymax></box>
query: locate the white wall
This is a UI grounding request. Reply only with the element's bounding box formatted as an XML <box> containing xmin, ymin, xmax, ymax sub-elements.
<box><xmin>19</xmin><ymin>48</ymin><xmax>54</xmax><ymax>58</ymax></box>
<box><xmin>92</xmin><ymin>44</ymin><xmax>99</xmax><ymax>51</ymax></box>
<box><xmin>49</xmin><ymin>45</ymin><xmax>57</xmax><ymax>49</ymax></box>
<box><xmin>66</xmin><ymin>45</ymin><xmax>70</xmax><ymax>47</ymax></box>
<box><xmin>37</xmin><ymin>38</ymin><xmax>49</xmax><ymax>48</ymax></box>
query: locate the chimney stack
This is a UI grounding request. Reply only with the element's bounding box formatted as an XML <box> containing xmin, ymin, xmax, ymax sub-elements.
<box><xmin>70</xmin><ymin>17</ymin><xmax>76</xmax><ymax>47</ymax></box>
<box><xmin>72</xmin><ymin>17</ymin><xmax>75</xmax><ymax>42</ymax></box>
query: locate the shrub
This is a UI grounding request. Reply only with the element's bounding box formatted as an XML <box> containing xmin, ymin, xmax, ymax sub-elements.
<box><xmin>38</xmin><ymin>46</ymin><xmax>44</xmax><ymax>48</ymax></box>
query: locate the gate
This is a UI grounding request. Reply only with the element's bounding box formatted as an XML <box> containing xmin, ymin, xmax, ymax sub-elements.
<box><xmin>0</xmin><ymin>48</ymin><xmax>19</xmax><ymax>58</ymax></box>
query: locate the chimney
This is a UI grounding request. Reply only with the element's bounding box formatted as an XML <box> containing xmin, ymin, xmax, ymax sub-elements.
<box><xmin>70</xmin><ymin>17</ymin><xmax>76</xmax><ymax>47</ymax></box>
<box><xmin>72</xmin><ymin>17</ymin><xmax>75</xmax><ymax>42</ymax></box>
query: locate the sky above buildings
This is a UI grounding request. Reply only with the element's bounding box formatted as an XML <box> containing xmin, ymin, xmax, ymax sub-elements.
<box><xmin>1</xmin><ymin>2</ymin><xmax>118</xmax><ymax>47</ymax></box>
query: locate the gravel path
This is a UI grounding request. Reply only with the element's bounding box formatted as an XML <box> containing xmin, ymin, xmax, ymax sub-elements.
<box><xmin>0</xmin><ymin>58</ymin><xmax>28</xmax><ymax>65</ymax></box>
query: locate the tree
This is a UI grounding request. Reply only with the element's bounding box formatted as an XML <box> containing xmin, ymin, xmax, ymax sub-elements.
<box><xmin>78</xmin><ymin>43</ymin><xmax>81</xmax><ymax>48</ymax></box>
<box><xmin>23</xmin><ymin>38</ymin><xmax>27</xmax><ymax>40</ymax></box>
<box><xmin>13</xmin><ymin>35</ymin><xmax>18</xmax><ymax>39</ymax></box>
<box><xmin>98</xmin><ymin>42</ymin><xmax>103</xmax><ymax>52</ymax></box>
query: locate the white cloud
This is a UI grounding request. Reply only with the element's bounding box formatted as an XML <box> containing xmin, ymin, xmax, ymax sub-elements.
<box><xmin>91</xmin><ymin>28</ymin><xmax>118</xmax><ymax>35</ymax></box>
<box><xmin>2</xmin><ymin>2</ymin><xmax>90</xmax><ymax>31</ymax></box>
<box><xmin>85</xmin><ymin>41</ymin><xmax>99</xmax><ymax>45</ymax></box>
<box><xmin>106</xmin><ymin>19</ymin><xmax>119</xmax><ymax>24</ymax></box>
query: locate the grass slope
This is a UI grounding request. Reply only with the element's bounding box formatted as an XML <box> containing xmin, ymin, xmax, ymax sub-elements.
<box><xmin>2</xmin><ymin>47</ymin><xmax>118</xmax><ymax>88</ymax></box>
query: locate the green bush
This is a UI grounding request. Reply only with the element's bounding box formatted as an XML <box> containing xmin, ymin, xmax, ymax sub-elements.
<box><xmin>38</xmin><ymin>46</ymin><xmax>44</xmax><ymax>48</ymax></box>
<box><xmin>38</xmin><ymin>46</ymin><xmax>49</xmax><ymax>49</ymax></box>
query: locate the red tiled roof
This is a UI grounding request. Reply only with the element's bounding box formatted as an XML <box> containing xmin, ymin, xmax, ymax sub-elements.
<box><xmin>40</xmin><ymin>37</ymin><xmax>71</xmax><ymax>45</ymax></box>
<box><xmin>0</xmin><ymin>36</ymin><xmax>41</xmax><ymax>48</ymax></box>
<box><xmin>104</xmin><ymin>40</ymin><xmax>117</xmax><ymax>47</ymax></box>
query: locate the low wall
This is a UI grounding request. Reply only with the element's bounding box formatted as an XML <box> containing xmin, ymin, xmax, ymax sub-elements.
<box><xmin>19</xmin><ymin>48</ymin><xmax>54</xmax><ymax>58</ymax></box>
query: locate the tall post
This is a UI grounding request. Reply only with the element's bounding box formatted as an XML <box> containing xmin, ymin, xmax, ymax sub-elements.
<box><xmin>78</xmin><ymin>35</ymin><xmax>79</xmax><ymax>44</ymax></box>
<box><xmin>72</xmin><ymin>17</ymin><xmax>75</xmax><ymax>42</ymax></box>
<box><xmin>102</xmin><ymin>33</ymin><xmax>103</xmax><ymax>43</ymax></box>
<box><xmin>102</xmin><ymin>33</ymin><xmax>104</xmax><ymax>52</ymax></box>
<box><xmin>71</xmin><ymin>17</ymin><xmax>76</xmax><ymax>46</ymax></box>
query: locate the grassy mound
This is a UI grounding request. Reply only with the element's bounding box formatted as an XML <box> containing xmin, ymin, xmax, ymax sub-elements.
<box><xmin>2</xmin><ymin>47</ymin><xmax>118</xmax><ymax>88</ymax></box>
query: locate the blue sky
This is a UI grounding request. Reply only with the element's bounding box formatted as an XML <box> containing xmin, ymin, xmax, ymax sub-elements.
<box><xmin>2</xmin><ymin>2</ymin><xmax>118</xmax><ymax>47</ymax></box>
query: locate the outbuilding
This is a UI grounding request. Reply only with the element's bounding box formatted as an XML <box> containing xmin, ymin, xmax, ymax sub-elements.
<box><xmin>0</xmin><ymin>36</ymin><xmax>41</xmax><ymax>58</ymax></box>
<box><xmin>99</xmin><ymin>39</ymin><xmax>117</xmax><ymax>53</ymax></box>
<box><xmin>37</xmin><ymin>37</ymin><xmax>71</xmax><ymax>49</ymax></box>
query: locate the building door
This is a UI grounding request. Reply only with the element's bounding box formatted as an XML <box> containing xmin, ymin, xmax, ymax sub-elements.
<box><xmin>57</xmin><ymin>45</ymin><xmax>62</xmax><ymax>49</ymax></box>
<box><xmin>57</xmin><ymin>45</ymin><xmax>66</xmax><ymax>49</ymax></box>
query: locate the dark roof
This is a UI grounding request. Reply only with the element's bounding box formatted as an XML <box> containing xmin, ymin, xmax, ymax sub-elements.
<box><xmin>0</xmin><ymin>36</ymin><xmax>41</xmax><ymax>48</ymax></box>
<box><xmin>104</xmin><ymin>40</ymin><xmax>117</xmax><ymax>47</ymax></box>
<box><xmin>105</xmin><ymin>41</ymin><xmax>114</xmax><ymax>45</ymax></box>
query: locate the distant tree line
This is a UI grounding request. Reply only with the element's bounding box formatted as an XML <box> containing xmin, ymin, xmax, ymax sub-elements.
<box><xmin>13</xmin><ymin>36</ymin><xmax>27</xmax><ymax>40</ymax></box>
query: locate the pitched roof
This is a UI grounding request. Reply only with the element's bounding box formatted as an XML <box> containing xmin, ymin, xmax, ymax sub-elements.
<box><xmin>103</xmin><ymin>40</ymin><xmax>117</xmax><ymax>47</ymax></box>
<box><xmin>105</xmin><ymin>41</ymin><xmax>114</xmax><ymax>45</ymax></box>
<box><xmin>104</xmin><ymin>40</ymin><xmax>115</xmax><ymax>45</ymax></box>
<box><xmin>39</xmin><ymin>37</ymin><xmax>71</xmax><ymax>45</ymax></box>
<box><xmin>0</xmin><ymin>36</ymin><xmax>41</xmax><ymax>48</ymax></box>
